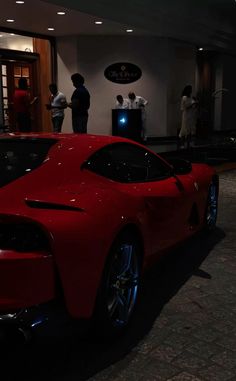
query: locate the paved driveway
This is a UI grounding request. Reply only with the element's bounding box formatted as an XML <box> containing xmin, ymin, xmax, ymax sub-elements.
<box><xmin>1</xmin><ymin>170</ymin><xmax>236</xmax><ymax>381</ymax></box>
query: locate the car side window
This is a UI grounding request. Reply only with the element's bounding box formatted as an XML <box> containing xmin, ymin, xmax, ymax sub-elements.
<box><xmin>84</xmin><ymin>143</ymin><xmax>172</xmax><ymax>183</ymax></box>
<box><xmin>0</xmin><ymin>138</ymin><xmax>56</xmax><ymax>188</ymax></box>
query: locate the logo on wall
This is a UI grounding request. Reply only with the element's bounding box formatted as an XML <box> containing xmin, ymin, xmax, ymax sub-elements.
<box><xmin>104</xmin><ymin>62</ymin><xmax>142</xmax><ymax>84</ymax></box>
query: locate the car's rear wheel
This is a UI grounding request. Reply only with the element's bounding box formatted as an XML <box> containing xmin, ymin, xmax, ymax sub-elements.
<box><xmin>94</xmin><ymin>231</ymin><xmax>141</xmax><ymax>338</ymax></box>
<box><xmin>205</xmin><ymin>177</ymin><xmax>219</xmax><ymax>229</ymax></box>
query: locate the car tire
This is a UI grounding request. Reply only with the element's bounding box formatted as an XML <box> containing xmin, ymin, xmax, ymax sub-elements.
<box><xmin>93</xmin><ymin>231</ymin><xmax>141</xmax><ymax>339</ymax></box>
<box><xmin>205</xmin><ymin>176</ymin><xmax>219</xmax><ymax>230</ymax></box>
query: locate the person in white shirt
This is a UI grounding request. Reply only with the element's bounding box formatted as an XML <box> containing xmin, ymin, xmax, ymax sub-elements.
<box><xmin>115</xmin><ymin>95</ymin><xmax>129</xmax><ymax>109</ymax></box>
<box><xmin>128</xmin><ymin>92</ymin><xmax>148</xmax><ymax>109</ymax></box>
<box><xmin>179</xmin><ymin>85</ymin><xmax>197</xmax><ymax>148</ymax></box>
<box><xmin>128</xmin><ymin>92</ymin><xmax>148</xmax><ymax>141</ymax></box>
<box><xmin>46</xmin><ymin>83</ymin><xmax>67</xmax><ymax>133</ymax></box>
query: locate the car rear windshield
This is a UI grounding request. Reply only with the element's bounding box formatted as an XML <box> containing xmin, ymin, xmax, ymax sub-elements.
<box><xmin>0</xmin><ymin>137</ymin><xmax>57</xmax><ymax>187</ymax></box>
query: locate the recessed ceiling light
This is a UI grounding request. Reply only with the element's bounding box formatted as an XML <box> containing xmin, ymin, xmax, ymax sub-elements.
<box><xmin>6</xmin><ymin>19</ymin><xmax>15</xmax><ymax>23</ymax></box>
<box><xmin>0</xmin><ymin>35</ymin><xmax>3</xmax><ymax>38</ymax></box>
<box><xmin>126</xmin><ymin>29</ymin><xmax>133</xmax><ymax>33</ymax></box>
<box><xmin>95</xmin><ymin>21</ymin><xmax>103</xmax><ymax>25</ymax></box>
<box><xmin>57</xmin><ymin>11</ymin><xmax>66</xmax><ymax>15</ymax></box>
<box><xmin>48</xmin><ymin>27</ymin><xmax>55</xmax><ymax>31</ymax></box>
<box><xmin>16</xmin><ymin>1</ymin><xmax>25</xmax><ymax>4</ymax></box>
<box><xmin>198</xmin><ymin>47</ymin><xmax>203</xmax><ymax>51</ymax></box>
<box><xmin>10</xmin><ymin>33</ymin><xmax>15</xmax><ymax>36</ymax></box>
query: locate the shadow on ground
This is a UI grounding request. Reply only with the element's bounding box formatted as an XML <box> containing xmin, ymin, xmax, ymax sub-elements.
<box><xmin>0</xmin><ymin>227</ymin><xmax>225</xmax><ymax>381</ymax></box>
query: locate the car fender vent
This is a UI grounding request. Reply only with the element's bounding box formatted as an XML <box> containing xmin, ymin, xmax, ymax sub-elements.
<box><xmin>25</xmin><ymin>199</ymin><xmax>83</xmax><ymax>212</ymax></box>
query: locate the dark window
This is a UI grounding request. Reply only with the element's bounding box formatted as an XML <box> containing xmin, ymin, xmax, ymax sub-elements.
<box><xmin>0</xmin><ymin>137</ymin><xmax>57</xmax><ymax>188</ymax></box>
<box><xmin>84</xmin><ymin>142</ymin><xmax>172</xmax><ymax>183</ymax></box>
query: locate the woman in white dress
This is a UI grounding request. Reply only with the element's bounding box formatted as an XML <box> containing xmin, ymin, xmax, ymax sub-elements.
<box><xmin>179</xmin><ymin>85</ymin><xmax>197</xmax><ymax>148</ymax></box>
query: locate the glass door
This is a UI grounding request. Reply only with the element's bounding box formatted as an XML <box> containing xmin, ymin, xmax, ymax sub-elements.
<box><xmin>1</xmin><ymin>60</ymin><xmax>39</xmax><ymax>132</ymax></box>
<box><xmin>1</xmin><ymin>64</ymin><xmax>9</xmax><ymax>131</ymax></box>
<box><xmin>13</xmin><ymin>64</ymin><xmax>31</xmax><ymax>91</ymax></box>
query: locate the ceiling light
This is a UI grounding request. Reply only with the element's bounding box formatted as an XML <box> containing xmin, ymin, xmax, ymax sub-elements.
<box><xmin>48</xmin><ymin>27</ymin><xmax>55</xmax><ymax>31</ymax></box>
<box><xmin>16</xmin><ymin>1</ymin><xmax>25</xmax><ymax>3</ymax></box>
<box><xmin>10</xmin><ymin>33</ymin><xmax>15</xmax><ymax>36</ymax></box>
<box><xmin>198</xmin><ymin>47</ymin><xmax>203</xmax><ymax>51</ymax></box>
<box><xmin>0</xmin><ymin>35</ymin><xmax>3</xmax><ymax>38</ymax></box>
<box><xmin>95</xmin><ymin>21</ymin><xmax>103</xmax><ymax>25</ymax></box>
<box><xmin>57</xmin><ymin>11</ymin><xmax>66</xmax><ymax>15</ymax></box>
<box><xmin>6</xmin><ymin>19</ymin><xmax>15</xmax><ymax>23</ymax></box>
<box><xmin>126</xmin><ymin>29</ymin><xmax>133</xmax><ymax>33</ymax></box>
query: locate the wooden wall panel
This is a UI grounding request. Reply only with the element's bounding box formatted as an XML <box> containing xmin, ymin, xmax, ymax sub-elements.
<box><xmin>33</xmin><ymin>38</ymin><xmax>52</xmax><ymax>132</ymax></box>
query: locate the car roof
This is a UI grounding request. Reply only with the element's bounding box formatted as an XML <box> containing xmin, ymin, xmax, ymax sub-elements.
<box><xmin>1</xmin><ymin>132</ymin><xmax>125</xmax><ymax>141</ymax></box>
<box><xmin>0</xmin><ymin>133</ymin><xmax>132</xmax><ymax>147</ymax></box>
<box><xmin>0</xmin><ymin>133</ymin><xmax>143</xmax><ymax>164</ymax></box>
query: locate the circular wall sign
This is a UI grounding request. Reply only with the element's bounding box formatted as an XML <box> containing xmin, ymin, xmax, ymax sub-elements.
<box><xmin>104</xmin><ymin>62</ymin><xmax>142</xmax><ymax>84</ymax></box>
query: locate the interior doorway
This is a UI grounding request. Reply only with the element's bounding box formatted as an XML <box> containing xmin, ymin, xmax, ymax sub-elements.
<box><xmin>0</xmin><ymin>35</ymin><xmax>55</xmax><ymax>133</ymax></box>
<box><xmin>1</xmin><ymin>59</ymin><xmax>39</xmax><ymax>131</ymax></box>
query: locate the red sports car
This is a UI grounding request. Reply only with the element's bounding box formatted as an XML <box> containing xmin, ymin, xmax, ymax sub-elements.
<box><xmin>0</xmin><ymin>133</ymin><xmax>218</xmax><ymax>339</ymax></box>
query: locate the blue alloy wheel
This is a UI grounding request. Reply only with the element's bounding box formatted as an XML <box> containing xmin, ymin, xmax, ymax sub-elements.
<box><xmin>94</xmin><ymin>233</ymin><xmax>141</xmax><ymax>338</ymax></box>
<box><xmin>206</xmin><ymin>180</ymin><xmax>218</xmax><ymax>228</ymax></box>
<box><xmin>106</xmin><ymin>242</ymin><xmax>139</xmax><ymax>327</ymax></box>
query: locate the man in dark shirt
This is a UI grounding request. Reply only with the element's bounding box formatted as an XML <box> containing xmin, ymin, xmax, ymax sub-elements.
<box><xmin>68</xmin><ymin>73</ymin><xmax>90</xmax><ymax>133</ymax></box>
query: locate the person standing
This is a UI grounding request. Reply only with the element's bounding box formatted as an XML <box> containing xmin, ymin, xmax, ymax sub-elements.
<box><xmin>128</xmin><ymin>91</ymin><xmax>148</xmax><ymax>141</ymax></box>
<box><xmin>179</xmin><ymin>85</ymin><xmax>197</xmax><ymax>148</ymax></box>
<box><xmin>68</xmin><ymin>73</ymin><xmax>90</xmax><ymax>133</ymax></box>
<box><xmin>128</xmin><ymin>92</ymin><xmax>148</xmax><ymax>109</ymax></box>
<box><xmin>115</xmin><ymin>95</ymin><xmax>129</xmax><ymax>109</ymax></box>
<box><xmin>13</xmin><ymin>77</ymin><xmax>37</xmax><ymax>132</ymax></box>
<box><xmin>46</xmin><ymin>83</ymin><xmax>67</xmax><ymax>133</ymax></box>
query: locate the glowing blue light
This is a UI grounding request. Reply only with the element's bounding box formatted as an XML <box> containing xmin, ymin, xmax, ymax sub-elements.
<box><xmin>119</xmin><ymin>117</ymin><xmax>127</xmax><ymax>124</ymax></box>
<box><xmin>116</xmin><ymin>110</ymin><xmax>128</xmax><ymax>130</ymax></box>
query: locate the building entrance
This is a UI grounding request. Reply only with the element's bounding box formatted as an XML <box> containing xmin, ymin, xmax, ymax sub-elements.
<box><xmin>0</xmin><ymin>33</ymin><xmax>55</xmax><ymax>133</ymax></box>
<box><xmin>1</xmin><ymin>58</ymin><xmax>39</xmax><ymax>132</ymax></box>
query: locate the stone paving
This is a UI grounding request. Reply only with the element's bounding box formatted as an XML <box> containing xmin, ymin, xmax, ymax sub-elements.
<box><xmin>1</xmin><ymin>169</ymin><xmax>236</xmax><ymax>381</ymax></box>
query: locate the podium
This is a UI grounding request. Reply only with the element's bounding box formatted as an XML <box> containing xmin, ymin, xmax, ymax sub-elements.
<box><xmin>112</xmin><ymin>109</ymin><xmax>142</xmax><ymax>142</ymax></box>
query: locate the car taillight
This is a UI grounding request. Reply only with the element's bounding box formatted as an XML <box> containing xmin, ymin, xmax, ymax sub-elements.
<box><xmin>0</xmin><ymin>223</ymin><xmax>50</xmax><ymax>252</ymax></box>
